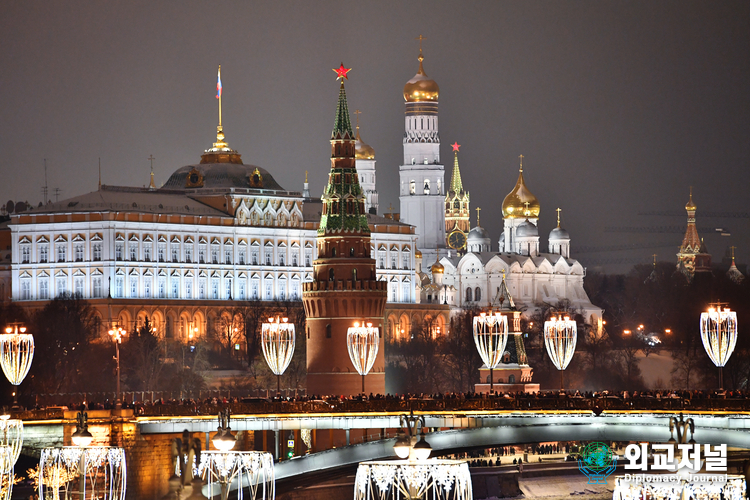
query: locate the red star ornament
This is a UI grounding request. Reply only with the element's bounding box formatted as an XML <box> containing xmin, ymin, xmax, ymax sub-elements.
<box><xmin>333</xmin><ymin>63</ymin><xmax>352</xmax><ymax>80</ymax></box>
<box><xmin>451</xmin><ymin>142</ymin><xmax>460</xmax><ymax>152</ymax></box>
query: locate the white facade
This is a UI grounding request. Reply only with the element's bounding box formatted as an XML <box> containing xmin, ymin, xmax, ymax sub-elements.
<box><xmin>357</xmin><ymin>158</ymin><xmax>379</xmax><ymax>215</ymax></box>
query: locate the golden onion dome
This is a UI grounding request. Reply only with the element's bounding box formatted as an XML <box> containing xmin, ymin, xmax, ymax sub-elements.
<box><xmin>403</xmin><ymin>52</ymin><xmax>439</xmax><ymax>102</ymax></box>
<box><xmin>355</xmin><ymin>129</ymin><xmax>375</xmax><ymax>160</ymax></box>
<box><xmin>415</xmin><ymin>249</ymin><xmax>422</xmax><ymax>258</ymax></box>
<box><xmin>685</xmin><ymin>189</ymin><xmax>697</xmax><ymax>211</ymax></box>
<box><xmin>430</xmin><ymin>259</ymin><xmax>444</xmax><ymax>274</ymax></box>
<box><xmin>502</xmin><ymin>168</ymin><xmax>540</xmax><ymax>219</ymax></box>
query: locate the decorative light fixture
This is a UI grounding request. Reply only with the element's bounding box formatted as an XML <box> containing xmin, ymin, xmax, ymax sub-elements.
<box><xmin>107</xmin><ymin>324</ymin><xmax>126</xmax><ymax>402</ymax></box>
<box><xmin>472</xmin><ymin>312</ymin><xmax>508</xmax><ymax>392</ymax></box>
<box><xmin>71</xmin><ymin>411</ymin><xmax>93</xmax><ymax>447</ymax></box>
<box><xmin>0</xmin><ymin>416</ymin><xmax>22</xmax><ymax>474</ymax></box>
<box><xmin>346</xmin><ymin>321</ymin><xmax>379</xmax><ymax>394</ymax></box>
<box><xmin>39</xmin><ymin>446</ymin><xmax>126</xmax><ymax>500</ymax></box>
<box><xmin>261</xmin><ymin>317</ymin><xmax>295</xmax><ymax>395</ymax></box>
<box><xmin>0</xmin><ymin>324</ymin><xmax>34</xmax><ymax>407</ymax></box>
<box><xmin>700</xmin><ymin>305</ymin><xmax>738</xmax><ymax>389</ymax></box>
<box><xmin>668</xmin><ymin>413</ymin><xmax>695</xmax><ymax>445</ymax></box>
<box><xmin>354</xmin><ymin>460</ymin><xmax>472</xmax><ymax>500</ymax></box>
<box><xmin>211</xmin><ymin>409</ymin><xmax>236</xmax><ymax>452</ymax></box>
<box><xmin>544</xmin><ymin>315</ymin><xmax>577</xmax><ymax>390</ymax></box>
<box><xmin>197</xmin><ymin>450</ymin><xmax>274</xmax><ymax>500</ymax></box>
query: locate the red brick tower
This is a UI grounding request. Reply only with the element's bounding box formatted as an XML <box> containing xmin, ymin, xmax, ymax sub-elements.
<box><xmin>303</xmin><ymin>65</ymin><xmax>387</xmax><ymax>396</ymax></box>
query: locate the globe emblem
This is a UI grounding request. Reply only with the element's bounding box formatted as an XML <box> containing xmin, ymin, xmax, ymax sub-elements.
<box><xmin>578</xmin><ymin>442</ymin><xmax>617</xmax><ymax>484</ymax></box>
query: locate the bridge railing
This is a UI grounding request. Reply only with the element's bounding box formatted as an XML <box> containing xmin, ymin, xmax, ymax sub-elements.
<box><xmin>129</xmin><ymin>396</ymin><xmax>750</xmax><ymax>417</ymax></box>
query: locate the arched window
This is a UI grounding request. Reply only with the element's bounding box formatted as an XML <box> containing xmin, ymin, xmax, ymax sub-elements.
<box><xmin>332</xmin><ymin>247</ymin><xmax>337</xmax><ymax>257</ymax></box>
<box><xmin>350</xmin><ymin>247</ymin><xmax>355</xmax><ymax>257</ymax></box>
<box><xmin>409</xmin><ymin>180</ymin><xmax>416</xmax><ymax>195</ymax></box>
<box><xmin>508</xmin><ymin>374</ymin><xmax>516</xmax><ymax>384</ymax></box>
<box><xmin>326</xmin><ymin>324</ymin><xmax>332</xmax><ymax>338</ymax></box>
<box><xmin>475</xmin><ymin>287</ymin><xmax>481</xmax><ymax>302</ymax></box>
<box><xmin>329</xmin><ymin>268</ymin><xmax>335</xmax><ymax>281</ymax></box>
<box><xmin>465</xmin><ymin>287</ymin><xmax>473</xmax><ymax>302</ymax></box>
<box><xmin>352</xmin><ymin>268</ymin><xmax>357</xmax><ymax>282</ymax></box>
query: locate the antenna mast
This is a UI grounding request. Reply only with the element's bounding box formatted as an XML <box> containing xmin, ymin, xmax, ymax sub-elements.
<box><xmin>41</xmin><ymin>159</ymin><xmax>49</xmax><ymax>204</ymax></box>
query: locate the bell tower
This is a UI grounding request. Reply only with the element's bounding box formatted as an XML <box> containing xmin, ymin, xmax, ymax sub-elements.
<box><xmin>303</xmin><ymin>65</ymin><xmax>387</xmax><ymax>396</ymax></box>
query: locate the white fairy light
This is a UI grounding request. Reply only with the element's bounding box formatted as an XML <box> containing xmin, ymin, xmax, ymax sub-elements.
<box><xmin>472</xmin><ymin>312</ymin><xmax>508</xmax><ymax>392</ymax></box>
<box><xmin>39</xmin><ymin>447</ymin><xmax>127</xmax><ymax>500</ymax></box>
<box><xmin>0</xmin><ymin>325</ymin><xmax>34</xmax><ymax>386</ymax></box>
<box><xmin>0</xmin><ymin>416</ymin><xmax>22</xmax><ymax>473</ymax></box>
<box><xmin>347</xmin><ymin>321</ymin><xmax>380</xmax><ymax>394</ymax></box>
<box><xmin>261</xmin><ymin>317</ymin><xmax>295</xmax><ymax>394</ymax></box>
<box><xmin>700</xmin><ymin>305</ymin><xmax>738</xmax><ymax>389</ymax></box>
<box><xmin>196</xmin><ymin>451</ymin><xmax>275</xmax><ymax>500</ymax></box>
<box><xmin>355</xmin><ymin>460</ymin><xmax>472</xmax><ymax>500</ymax></box>
<box><xmin>544</xmin><ymin>315</ymin><xmax>577</xmax><ymax>389</ymax></box>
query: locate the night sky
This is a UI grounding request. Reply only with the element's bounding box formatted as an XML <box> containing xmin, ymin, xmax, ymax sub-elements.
<box><xmin>1</xmin><ymin>1</ymin><xmax>748</xmax><ymax>274</ymax></box>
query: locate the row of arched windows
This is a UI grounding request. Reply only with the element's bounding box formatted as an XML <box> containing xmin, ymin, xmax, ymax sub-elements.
<box><xmin>465</xmin><ymin>286</ymin><xmax>482</xmax><ymax>302</ymax></box>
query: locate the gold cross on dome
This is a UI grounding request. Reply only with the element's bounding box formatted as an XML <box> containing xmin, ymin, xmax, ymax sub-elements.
<box><xmin>556</xmin><ymin>207</ymin><xmax>561</xmax><ymax>227</ymax></box>
<box><xmin>416</xmin><ymin>34</ymin><xmax>426</xmax><ymax>53</ymax></box>
<box><xmin>475</xmin><ymin>207</ymin><xmax>481</xmax><ymax>226</ymax></box>
<box><xmin>730</xmin><ymin>246</ymin><xmax>737</xmax><ymax>259</ymax></box>
<box><xmin>388</xmin><ymin>203</ymin><xmax>394</xmax><ymax>213</ymax></box>
<box><xmin>652</xmin><ymin>254</ymin><xmax>658</xmax><ymax>266</ymax></box>
<box><xmin>354</xmin><ymin>109</ymin><xmax>361</xmax><ymax>131</ymax></box>
<box><xmin>519</xmin><ymin>154</ymin><xmax>524</xmax><ymax>171</ymax></box>
<box><xmin>148</xmin><ymin>155</ymin><xmax>155</xmax><ymax>171</ymax></box>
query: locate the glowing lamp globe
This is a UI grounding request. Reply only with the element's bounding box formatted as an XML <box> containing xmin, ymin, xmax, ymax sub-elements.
<box><xmin>211</xmin><ymin>430</ymin><xmax>236</xmax><ymax>452</ymax></box>
<box><xmin>413</xmin><ymin>433</ymin><xmax>432</xmax><ymax>461</ymax></box>
<box><xmin>261</xmin><ymin>316</ymin><xmax>295</xmax><ymax>394</ymax></box>
<box><xmin>700</xmin><ymin>306</ymin><xmax>738</xmax><ymax>389</ymax></box>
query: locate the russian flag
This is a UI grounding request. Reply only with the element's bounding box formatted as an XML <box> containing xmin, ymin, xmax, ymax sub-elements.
<box><xmin>216</xmin><ymin>67</ymin><xmax>222</xmax><ymax>99</ymax></box>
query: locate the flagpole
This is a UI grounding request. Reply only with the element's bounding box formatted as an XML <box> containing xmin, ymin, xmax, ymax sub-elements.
<box><xmin>218</xmin><ymin>65</ymin><xmax>222</xmax><ymax>127</ymax></box>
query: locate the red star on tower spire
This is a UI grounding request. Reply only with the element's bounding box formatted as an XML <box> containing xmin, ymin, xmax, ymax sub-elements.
<box><xmin>451</xmin><ymin>142</ymin><xmax>460</xmax><ymax>152</ymax></box>
<box><xmin>333</xmin><ymin>63</ymin><xmax>352</xmax><ymax>81</ymax></box>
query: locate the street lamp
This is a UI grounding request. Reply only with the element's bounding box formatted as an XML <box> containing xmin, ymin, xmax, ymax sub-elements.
<box><xmin>0</xmin><ymin>323</ymin><xmax>34</xmax><ymax>407</ymax></box>
<box><xmin>544</xmin><ymin>315</ymin><xmax>577</xmax><ymax>390</ymax></box>
<box><xmin>261</xmin><ymin>316</ymin><xmax>295</xmax><ymax>396</ymax></box>
<box><xmin>211</xmin><ymin>409</ymin><xmax>236</xmax><ymax>452</ymax></box>
<box><xmin>472</xmin><ymin>312</ymin><xmax>508</xmax><ymax>393</ymax></box>
<box><xmin>108</xmin><ymin>324</ymin><xmax>126</xmax><ymax>402</ymax></box>
<box><xmin>393</xmin><ymin>411</ymin><xmax>431</xmax><ymax>461</ymax></box>
<box><xmin>0</xmin><ymin>415</ymin><xmax>22</xmax><ymax>474</ymax></box>
<box><xmin>346</xmin><ymin>321</ymin><xmax>379</xmax><ymax>394</ymax></box>
<box><xmin>71</xmin><ymin>411</ymin><xmax>94</xmax><ymax>447</ymax></box>
<box><xmin>700</xmin><ymin>305</ymin><xmax>738</xmax><ymax>389</ymax></box>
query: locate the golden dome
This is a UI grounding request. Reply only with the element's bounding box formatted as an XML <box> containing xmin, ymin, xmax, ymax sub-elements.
<box><xmin>430</xmin><ymin>259</ymin><xmax>444</xmax><ymax>274</ymax></box>
<box><xmin>415</xmin><ymin>249</ymin><xmax>422</xmax><ymax>258</ymax></box>
<box><xmin>685</xmin><ymin>188</ymin><xmax>697</xmax><ymax>211</ymax></box>
<box><xmin>502</xmin><ymin>165</ymin><xmax>540</xmax><ymax>219</ymax></box>
<box><xmin>403</xmin><ymin>52</ymin><xmax>439</xmax><ymax>102</ymax></box>
<box><xmin>355</xmin><ymin>129</ymin><xmax>375</xmax><ymax>160</ymax></box>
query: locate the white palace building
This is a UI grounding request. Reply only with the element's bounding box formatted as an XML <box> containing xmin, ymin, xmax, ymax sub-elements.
<box><xmin>1</xmin><ymin>47</ymin><xmax>601</xmax><ymax>348</ymax></box>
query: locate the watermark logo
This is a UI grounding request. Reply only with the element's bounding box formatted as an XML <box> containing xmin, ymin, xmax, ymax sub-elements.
<box><xmin>578</xmin><ymin>442</ymin><xmax>617</xmax><ymax>484</ymax></box>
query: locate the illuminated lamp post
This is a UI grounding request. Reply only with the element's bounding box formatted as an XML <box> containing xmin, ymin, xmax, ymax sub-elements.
<box><xmin>261</xmin><ymin>317</ymin><xmax>295</xmax><ymax>396</ymax></box>
<box><xmin>107</xmin><ymin>324</ymin><xmax>126</xmax><ymax>403</ymax></box>
<box><xmin>472</xmin><ymin>312</ymin><xmax>508</xmax><ymax>393</ymax></box>
<box><xmin>700</xmin><ymin>305</ymin><xmax>738</xmax><ymax>389</ymax></box>
<box><xmin>0</xmin><ymin>415</ymin><xmax>23</xmax><ymax>474</ymax></box>
<box><xmin>346</xmin><ymin>321</ymin><xmax>379</xmax><ymax>394</ymax></box>
<box><xmin>544</xmin><ymin>315</ymin><xmax>577</xmax><ymax>390</ymax></box>
<box><xmin>0</xmin><ymin>324</ymin><xmax>35</xmax><ymax>408</ymax></box>
<box><xmin>212</xmin><ymin>409</ymin><xmax>237</xmax><ymax>452</ymax></box>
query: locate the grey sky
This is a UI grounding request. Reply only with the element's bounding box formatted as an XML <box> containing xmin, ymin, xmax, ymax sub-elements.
<box><xmin>1</xmin><ymin>1</ymin><xmax>748</xmax><ymax>273</ymax></box>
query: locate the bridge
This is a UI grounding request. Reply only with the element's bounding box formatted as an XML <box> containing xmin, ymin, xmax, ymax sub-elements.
<box><xmin>12</xmin><ymin>397</ymin><xmax>750</xmax><ymax>500</ymax></box>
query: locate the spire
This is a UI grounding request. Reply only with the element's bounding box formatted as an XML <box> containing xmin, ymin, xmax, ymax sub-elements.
<box><xmin>727</xmin><ymin>246</ymin><xmax>744</xmax><ymax>284</ymax></box>
<box><xmin>492</xmin><ymin>270</ymin><xmax>516</xmax><ymax>310</ymax></box>
<box><xmin>148</xmin><ymin>155</ymin><xmax>156</xmax><ymax>190</ymax></box>
<box><xmin>331</xmin><ymin>64</ymin><xmax>354</xmax><ymax>140</ymax></box>
<box><xmin>302</xmin><ymin>170</ymin><xmax>310</xmax><ymax>198</ymax></box>
<box><xmin>319</xmin><ymin>64</ymin><xmax>369</xmax><ymax>235</ymax></box>
<box><xmin>449</xmin><ymin>142</ymin><xmax>464</xmax><ymax>193</ymax></box>
<box><xmin>201</xmin><ymin>66</ymin><xmax>242</xmax><ymax>164</ymax></box>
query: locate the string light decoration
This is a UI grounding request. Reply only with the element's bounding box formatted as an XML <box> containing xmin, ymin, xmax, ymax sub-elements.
<box><xmin>261</xmin><ymin>317</ymin><xmax>295</xmax><ymax>395</ymax></box>
<box><xmin>700</xmin><ymin>305</ymin><xmax>738</xmax><ymax>389</ymax></box>
<box><xmin>0</xmin><ymin>417</ymin><xmax>23</xmax><ymax>473</ymax></box>
<box><xmin>354</xmin><ymin>460</ymin><xmax>472</xmax><ymax>500</ymax></box>
<box><xmin>347</xmin><ymin>321</ymin><xmax>380</xmax><ymax>394</ymax></box>
<box><xmin>196</xmin><ymin>451</ymin><xmax>275</xmax><ymax>500</ymax></box>
<box><xmin>0</xmin><ymin>324</ymin><xmax>34</xmax><ymax>392</ymax></box>
<box><xmin>39</xmin><ymin>447</ymin><xmax>127</xmax><ymax>500</ymax></box>
<box><xmin>543</xmin><ymin>315</ymin><xmax>577</xmax><ymax>390</ymax></box>
<box><xmin>472</xmin><ymin>312</ymin><xmax>508</xmax><ymax>392</ymax></box>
